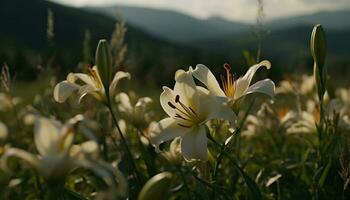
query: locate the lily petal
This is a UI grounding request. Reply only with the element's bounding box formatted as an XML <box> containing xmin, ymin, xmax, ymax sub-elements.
<box><xmin>109</xmin><ymin>71</ymin><xmax>131</xmax><ymax>92</ymax></box>
<box><xmin>77</xmin><ymin>84</ymin><xmax>100</xmax><ymax>103</ymax></box>
<box><xmin>174</xmin><ymin>69</ymin><xmax>199</xmax><ymax>109</ymax></box>
<box><xmin>135</xmin><ymin>97</ymin><xmax>153</xmax><ymax>114</ymax></box>
<box><xmin>191</xmin><ymin>64</ymin><xmax>225</xmax><ymax>97</ymax></box>
<box><xmin>38</xmin><ymin>153</ymin><xmax>73</xmax><ymax>179</ymax></box>
<box><xmin>115</xmin><ymin>92</ymin><xmax>133</xmax><ymax>113</ymax></box>
<box><xmin>207</xmin><ymin>101</ymin><xmax>237</xmax><ymax>129</ymax></box>
<box><xmin>70</xmin><ymin>140</ymin><xmax>99</xmax><ymax>159</ymax></box>
<box><xmin>135</xmin><ymin>97</ymin><xmax>153</xmax><ymax>108</ymax></box>
<box><xmin>150</xmin><ymin>118</ymin><xmax>189</xmax><ymax>151</ymax></box>
<box><xmin>245</xmin><ymin>79</ymin><xmax>275</xmax><ymax>99</ymax></box>
<box><xmin>235</xmin><ymin>60</ymin><xmax>271</xmax><ymax>99</ymax></box>
<box><xmin>67</xmin><ymin>73</ymin><xmax>95</xmax><ymax>87</ymax></box>
<box><xmin>180</xmin><ymin>125</ymin><xmax>207</xmax><ymax>161</ymax></box>
<box><xmin>1</xmin><ymin>148</ymin><xmax>39</xmax><ymax>173</ymax></box>
<box><xmin>195</xmin><ymin>86</ymin><xmax>235</xmax><ymax>127</ymax></box>
<box><xmin>160</xmin><ymin>87</ymin><xmax>178</xmax><ymax>118</ymax></box>
<box><xmin>53</xmin><ymin>81</ymin><xmax>79</xmax><ymax>103</ymax></box>
<box><xmin>34</xmin><ymin>117</ymin><xmax>63</xmax><ymax>156</ymax></box>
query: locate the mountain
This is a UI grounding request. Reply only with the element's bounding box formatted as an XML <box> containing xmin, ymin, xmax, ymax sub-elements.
<box><xmin>84</xmin><ymin>6</ymin><xmax>250</xmax><ymax>43</ymax></box>
<box><xmin>196</xmin><ymin>24</ymin><xmax>350</xmax><ymax>78</ymax></box>
<box><xmin>84</xmin><ymin>5</ymin><xmax>350</xmax><ymax>76</ymax></box>
<box><xmin>0</xmin><ymin>0</ymin><xmax>222</xmax><ymax>84</ymax></box>
<box><xmin>86</xmin><ymin>5</ymin><xmax>350</xmax><ymax>44</ymax></box>
<box><xmin>267</xmin><ymin>10</ymin><xmax>350</xmax><ymax>30</ymax></box>
<box><xmin>206</xmin><ymin>16</ymin><xmax>250</xmax><ymax>34</ymax></box>
<box><xmin>1</xmin><ymin>0</ymin><xmax>349</xmax><ymax>84</ymax></box>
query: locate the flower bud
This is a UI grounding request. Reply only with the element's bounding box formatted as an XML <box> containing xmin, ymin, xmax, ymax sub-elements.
<box><xmin>311</xmin><ymin>24</ymin><xmax>327</xmax><ymax>69</ymax></box>
<box><xmin>138</xmin><ymin>172</ymin><xmax>173</xmax><ymax>200</ymax></box>
<box><xmin>95</xmin><ymin>39</ymin><xmax>112</xmax><ymax>92</ymax></box>
<box><xmin>311</xmin><ymin>24</ymin><xmax>327</xmax><ymax>99</ymax></box>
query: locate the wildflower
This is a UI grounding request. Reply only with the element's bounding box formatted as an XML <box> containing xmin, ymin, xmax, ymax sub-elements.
<box><xmin>53</xmin><ymin>40</ymin><xmax>130</xmax><ymax>104</ymax></box>
<box><xmin>241</xmin><ymin>103</ymin><xmax>299</xmax><ymax>137</ymax></box>
<box><xmin>150</xmin><ymin>69</ymin><xmax>236</xmax><ymax>161</ymax></box>
<box><xmin>162</xmin><ymin>137</ymin><xmax>182</xmax><ymax>165</ymax></box>
<box><xmin>284</xmin><ymin>110</ymin><xmax>318</xmax><ymax>134</ymax></box>
<box><xmin>0</xmin><ymin>115</ymin><xmax>99</xmax><ymax>181</ymax></box>
<box><xmin>53</xmin><ymin>65</ymin><xmax>130</xmax><ymax>103</ymax></box>
<box><xmin>0</xmin><ymin>93</ymin><xmax>21</xmax><ymax>111</ymax></box>
<box><xmin>115</xmin><ymin>92</ymin><xmax>153</xmax><ymax>129</ymax></box>
<box><xmin>276</xmin><ymin>75</ymin><xmax>315</xmax><ymax>96</ymax></box>
<box><xmin>190</xmin><ymin>60</ymin><xmax>275</xmax><ymax>101</ymax></box>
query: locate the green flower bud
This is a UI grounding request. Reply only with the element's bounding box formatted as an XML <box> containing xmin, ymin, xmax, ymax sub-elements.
<box><xmin>138</xmin><ymin>172</ymin><xmax>173</xmax><ymax>200</ymax></box>
<box><xmin>311</xmin><ymin>24</ymin><xmax>327</xmax><ymax>69</ymax></box>
<box><xmin>95</xmin><ymin>39</ymin><xmax>112</xmax><ymax>93</ymax></box>
<box><xmin>311</xmin><ymin>24</ymin><xmax>327</xmax><ymax>99</ymax></box>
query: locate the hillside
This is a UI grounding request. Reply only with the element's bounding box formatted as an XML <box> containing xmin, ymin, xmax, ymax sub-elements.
<box><xmin>267</xmin><ymin>10</ymin><xmax>350</xmax><ymax>30</ymax></box>
<box><xmin>196</xmin><ymin>25</ymin><xmax>350</xmax><ymax>78</ymax></box>
<box><xmin>1</xmin><ymin>1</ymin><xmax>349</xmax><ymax>84</ymax></box>
<box><xmin>85</xmin><ymin>5</ymin><xmax>350</xmax><ymax>44</ymax></box>
<box><xmin>0</xmin><ymin>0</ymin><xmax>221</xmax><ymax>84</ymax></box>
<box><xmin>84</xmin><ymin>5</ymin><xmax>250</xmax><ymax>43</ymax></box>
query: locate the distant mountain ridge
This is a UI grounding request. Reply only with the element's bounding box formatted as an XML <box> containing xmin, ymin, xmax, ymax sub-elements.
<box><xmin>0</xmin><ymin>0</ymin><xmax>214</xmax><ymax>83</ymax></box>
<box><xmin>85</xmin><ymin>5</ymin><xmax>350</xmax><ymax>43</ymax></box>
<box><xmin>267</xmin><ymin>10</ymin><xmax>350</xmax><ymax>30</ymax></box>
<box><xmin>84</xmin><ymin>5</ymin><xmax>251</xmax><ymax>43</ymax></box>
<box><xmin>1</xmin><ymin>0</ymin><xmax>349</xmax><ymax>83</ymax></box>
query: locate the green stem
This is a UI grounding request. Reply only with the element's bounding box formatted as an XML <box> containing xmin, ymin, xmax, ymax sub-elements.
<box><xmin>207</xmin><ymin>131</ymin><xmax>226</xmax><ymax>199</ymax></box>
<box><xmin>101</xmin><ymin>136</ymin><xmax>109</xmax><ymax>160</ymax></box>
<box><xmin>191</xmin><ymin>173</ymin><xmax>230</xmax><ymax>199</ymax></box>
<box><xmin>106</xmin><ymin>103</ymin><xmax>142</xmax><ymax>189</ymax></box>
<box><xmin>34</xmin><ymin>171</ymin><xmax>44</xmax><ymax>200</ymax></box>
<box><xmin>136</xmin><ymin>127</ymin><xmax>157</xmax><ymax>177</ymax></box>
<box><xmin>176</xmin><ymin>166</ymin><xmax>191</xmax><ymax>198</ymax></box>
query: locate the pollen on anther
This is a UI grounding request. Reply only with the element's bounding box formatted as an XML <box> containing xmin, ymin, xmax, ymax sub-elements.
<box><xmin>175</xmin><ymin>95</ymin><xmax>180</xmax><ymax>103</ymax></box>
<box><xmin>168</xmin><ymin>102</ymin><xmax>176</xmax><ymax>109</ymax></box>
<box><xmin>224</xmin><ymin>63</ymin><xmax>231</xmax><ymax>71</ymax></box>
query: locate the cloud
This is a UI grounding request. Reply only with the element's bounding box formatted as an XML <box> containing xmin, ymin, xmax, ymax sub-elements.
<box><xmin>52</xmin><ymin>0</ymin><xmax>350</xmax><ymax>22</ymax></box>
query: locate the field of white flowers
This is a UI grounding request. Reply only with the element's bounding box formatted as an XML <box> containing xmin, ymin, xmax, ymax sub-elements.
<box><xmin>0</xmin><ymin>23</ymin><xmax>349</xmax><ymax>200</ymax></box>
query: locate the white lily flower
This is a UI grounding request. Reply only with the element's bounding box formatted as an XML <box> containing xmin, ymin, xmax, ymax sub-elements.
<box><xmin>53</xmin><ymin>66</ymin><xmax>130</xmax><ymax>103</ymax></box>
<box><xmin>240</xmin><ymin>104</ymin><xmax>298</xmax><ymax>137</ymax></box>
<box><xmin>284</xmin><ymin>110</ymin><xmax>317</xmax><ymax>134</ymax></box>
<box><xmin>162</xmin><ymin>137</ymin><xmax>182</xmax><ymax>165</ymax></box>
<box><xmin>0</xmin><ymin>93</ymin><xmax>21</xmax><ymax>111</ymax></box>
<box><xmin>276</xmin><ymin>75</ymin><xmax>315</xmax><ymax>96</ymax></box>
<box><xmin>150</xmin><ymin>69</ymin><xmax>236</xmax><ymax>161</ymax></box>
<box><xmin>115</xmin><ymin>92</ymin><xmax>153</xmax><ymax>128</ymax></box>
<box><xmin>0</xmin><ymin>121</ymin><xmax>8</xmax><ymax>140</ymax></box>
<box><xmin>190</xmin><ymin>60</ymin><xmax>275</xmax><ymax>102</ymax></box>
<box><xmin>0</xmin><ymin>115</ymin><xmax>99</xmax><ymax>181</ymax></box>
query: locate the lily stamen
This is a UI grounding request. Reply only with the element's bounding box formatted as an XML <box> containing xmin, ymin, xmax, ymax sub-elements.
<box><xmin>168</xmin><ymin>101</ymin><xmax>193</xmax><ymax>120</ymax></box>
<box><xmin>175</xmin><ymin>95</ymin><xmax>199</xmax><ymax>120</ymax></box>
<box><xmin>85</xmin><ymin>64</ymin><xmax>103</xmax><ymax>89</ymax></box>
<box><xmin>167</xmin><ymin>94</ymin><xmax>201</xmax><ymax>127</ymax></box>
<box><xmin>221</xmin><ymin>63</ymin><xmax>236</xmax><ymax>98</ymax></box>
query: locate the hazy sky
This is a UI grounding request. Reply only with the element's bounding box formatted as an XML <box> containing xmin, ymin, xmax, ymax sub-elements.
<box><xmin>52</xmin><ymin>0</ymin><xmax>350</xmax><ymax>23</ymax></box>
